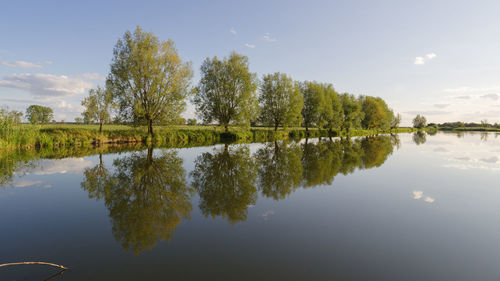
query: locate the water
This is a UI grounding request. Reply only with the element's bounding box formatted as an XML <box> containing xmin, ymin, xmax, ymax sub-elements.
<box><xmin>1</xmin><ymin>132</ymin><xmax>500</xmax><ymax>280</ymax></box>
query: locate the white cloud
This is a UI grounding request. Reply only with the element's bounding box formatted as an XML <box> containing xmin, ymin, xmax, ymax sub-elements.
<box><xmin>426</xmin><ymin>53</ymin><xmax>437</xmax><ymax>59</ymax></box>
<box><xmin>414</xmin><ymin>53</ymin><xmax>437</xmax><ymax>65</ymax></box>
<box><xmin>26</xmin><ymin>158</ymin><xmax>93</xmax><ymax>175</ymax></box>
<box><xmin>230</xmin><ymin>28</ymin><xmax>237</xmax><ymax>35</ymax></box>
<box><xmin>244</xmin><ymin>43</ymin><xmax>255</xmax><ymax>48</ymax></box>
<box><xmin>414</xmin><ymin>57</ymin><xmax>425</xmax><ymax>65</ymax></box>
<box><xmin>81</xmin><ymin>73</ymin><xmax>105</xmax><ymax>80</ymax></box>
<box><xmin>263</xmin><ymin>32</ymin><xmax>277</xmax><ymax>42</ymax></box>
<box><xmin>424</xmin><ymin>197</ymin><xmax>435</xmax><ymax>203</ymax></box>
<box><xmin>45</xmin><ymin>61</ymin><xmax>53</xmax><ymax>65</ymax></box>
<box><xmin>412</xmin><ymin>190</ymin><xmax>423</xmax><ymax>199</ymax></box>
<box><xmin>2</xmin><ymin>61</ymin><xmax>42</xmax><ymax>68</ymax></box>
<box><xmin>10</xmin><ymin>180</ymin><xmax>43</xmax><ymax>188</ymax></box>
<box><xmin>0</xmin><ymin>73</ymin><xmax>93</xmax><ymax>99</ymax></box>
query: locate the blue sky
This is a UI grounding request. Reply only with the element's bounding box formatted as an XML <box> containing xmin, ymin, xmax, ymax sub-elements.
<box><xmin>1</xmin><ymin>0</ymin><xmax>500</xmax><ymax>125</ymax></box>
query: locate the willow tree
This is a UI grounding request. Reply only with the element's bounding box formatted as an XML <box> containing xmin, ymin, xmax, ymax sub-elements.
<box><xmin>340</xmin><ymin>93</ymin><xmax>363</xmax><ymax>133</ymax></box>
<box><xmin>301</xmin><ymin>82</ymin><xmax>324</xmax><ymax>131</ymax></box>
<box><xmin>108</xmin><ymin>26</ymin><xmax>193</xmax><ymax>135</ymax></box>
<box><xmin>193</xmin><ymin>52</ymin><xmax>258</xmax><ymax>132</ymax></box>
<box><xmin>259</xmin><ymin>72</ymin><xmax>303</xmax><ymax>130</ymax></box>
<box><xmin>81</xmin><ymin>86</ymin><xmax>114</xmax><ymax>133</ymax></box>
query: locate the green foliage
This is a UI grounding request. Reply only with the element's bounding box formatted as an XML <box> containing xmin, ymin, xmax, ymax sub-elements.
<box><xmin>340</xmin><ymin>93</ymin><xmax>363</xmax><ymax>133</ymax></box>
<box><xmin>26</xmin><ymin>104</ymin><xmax>53</xmax><ymax>124</ymax></box>
<box><xmin>193</xmin><ymin>52</ymin><xmax>259</xmax><ymax>131</ymax></box>
<box><xmin>191</xmin><ymin>144</ymin><xmax>258</xmax><ymax>224</ymax></box>
<box><xmin>255</xmin><ymin>141</ymin><xmax>303</xmax><ymax>200</ymax></box>
<box><xmin>81</xmin><ymin>86</ymin><xmax>114</xmax><ymax>133</ymax></box>
<box><xmin>258</xmin><ymin>72</ymin><xmax>303</xmax><ymax>130</ymax></box>
<box><xmin>108</xmin><ymin>26</ymin><xmax>193</xmax><ymax>135</ymax></box>
<box><xmin>300</xmin><ymin>81</ymin><xmax>324</xmax><ymax>130</ymax></box>
<box><xmin>187</xmin><ymin>118</ymin><xmax>197</xmax><ymax>125</ymax></box>
<box><xmin>321</xmin><ymin>84</ymin><xmax>343</xmax><ymax>132</ymax></box>
<box><xmin>360</xmin><ymin>96</ymin><xmax>394</xmax><ymax>130</ymax></box>
<box><xmin>81</xmin><ymin>148</ymin><xmax>192</xmax><ymax>254</ymax></box>
<box><xmin>413</xmin><ymin>114</ymin><xmax>427</xmax><ymax>129</ymax></box>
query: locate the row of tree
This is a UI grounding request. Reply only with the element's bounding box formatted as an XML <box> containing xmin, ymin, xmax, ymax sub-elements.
<box><xmin>78</xmin><ymin>26</ymin><xmax>401</xmax><ymax>134</ymax></box>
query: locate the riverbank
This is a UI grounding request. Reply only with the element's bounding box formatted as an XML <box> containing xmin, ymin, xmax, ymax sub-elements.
<box><xmin>437</xmin><ymin>126</ymin><xmax>500</xmax><ymax>132</ymax></box>
<box><xmin>0</xmin><ymin>124</ymin><xmax>420</xmax><ymax>151</ymax></box>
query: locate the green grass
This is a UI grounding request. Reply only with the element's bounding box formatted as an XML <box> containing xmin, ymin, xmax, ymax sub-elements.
<box><xmin>0</xmin><ymin>123</ymin><xmax>419</xmax><ymax>151</ymax></box>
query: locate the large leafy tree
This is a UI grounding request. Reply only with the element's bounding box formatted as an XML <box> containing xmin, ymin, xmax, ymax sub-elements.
<box><xmin>321</xmin><ymin>84</ymin><xmax>343</xmax><ymax>134</ymax></box>
<box><xmin>360</xmin><ymin>96</ymin><xmax>394</xmax><ymax>130</ymax></box>
<box><xmin>413</xmin><ymin>114</ymin><xmax>427</xmax><ymax>129</ymax></box>
<box><xmin>108</xmin><ymin>26</ymin><xmax>193</xmax><ymax>135</ymax></box>
<box><xmin>26</xmin><ymin>105</ymin><xmax>53</xmax><ymax>124</ymax></box>
<box><xmin>301</xmin><ymin>82</ymin><xmax>324</xmax><ymax>131</ymax></box>
<box><xmin>81</xmin><ymin>86</ymin><xmax>114</xmax><ymax>133</ymax></box>
<box><xmin>193</xmin><ymin>52</ymin><xmax>259</xmax><ymax>132</ymax></box>
<box><xmin>340</xmin><ymin>93</ymin><xmax>363</xmax><ymax>133</ymax></box>
<box><xmin>258</xmin><ymin>72</ymin><xmax>303</xmax><ymax>130</ymax></box>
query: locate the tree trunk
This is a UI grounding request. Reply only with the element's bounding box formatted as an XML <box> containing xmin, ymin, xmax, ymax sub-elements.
<box><xmin>99</xmin><ymin>122</ymin><xmax>103</xmax><ymax>134</ymax></box>
<box><xmin>148</xmin><ymin>119</ymin><xmax>153</xmax><ymax>135</ymax></box>
<box><xmin>274</xmin><ymin>122</ymin><xmax>278</xmax><ymax>131</ymax></box>
<box><xmin>224</xmin><ymin>124</ymin><xmax>229</xmax><ymax>132</ymax></box>
<box><xmin>305</xmin><ymin>125</ymin><xmax>309</xmax><ymax>132</ymax></box>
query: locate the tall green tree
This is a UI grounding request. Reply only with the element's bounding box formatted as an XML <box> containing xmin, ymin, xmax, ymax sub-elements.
<box><xmin>26</xmin><ymin>105</ymin><xmax>53</xmax><ymax>124</ymax></box>
<box><xmin>340</xmin><ymin>93</ymin><xmax>363</xmax><ymax>133</ymax></box>
<box><xmin>360</xmin><ymin>96</ymin><xmax>393</xmax><ymax>130</ymax></box>
<box><xmin>301</xmin><ymin>82</ymin><xmax>324</xmax><ymax>131</ymax></box>
<box><xmin>193</xmin><ymin>52</ymin><xmax>258</xmax><ymax>132</ymax></box>
<box><xmin>413</xmin><ymin>114</ymin><xmax>427</xmax><ymax>129</ymax></box>
<box><xmin>81</xmin><ymin>86</ymin><xmax>114</xmax><ymax>133</ymax></box>
<box><xmin>391</xmin><ymin>112</ymin><xmax>401</xmax><ymax>129</ymax></box>
<box><xmin>322</xmin><ymin>84</ymin><xmax>343</xmax><ymax>134</ymax></box>
<box><xmin>259</xmin><ymin>72</ymin><xmax>303</xmax><ymax>130</ymax></box>
<box><xmin>108</xmin><ymin>26</ymin><xmax>193</xmax><ymax>135</ymax></box>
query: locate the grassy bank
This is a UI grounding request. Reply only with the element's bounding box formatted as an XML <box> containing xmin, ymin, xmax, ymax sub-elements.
<box><xmin>438</xmin><ymin>126</ymin><xmax>500</xmax><ymax>132</ymax></box>
<box><xmin>0</xmin><ymin>124</ymin><xmax>420</xmax><ymax>151</ymax></box>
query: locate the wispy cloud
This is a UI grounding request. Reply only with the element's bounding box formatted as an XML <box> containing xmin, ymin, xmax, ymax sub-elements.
<box><xmin>244</xmin><ymin>43</ymin><xmax>255</xmax><ymax>48</ymax></box>
<box><xmin>230</xmin><ymin>27</ymin><xmax>237</xmax><ymax>35</ymax></box>
<box><xmin>480</xmin><ymin>93</ymin><xmax>500</xmax><ymax>101</ymax></box>
<box><xmin>404</xmin><ymin>110</ymin><xmax>450</xmax><ymax>116</ymax></box>
<box><xmin>2</xmin><ymin>60</ymin><xmax>42</xmax><ymax>68</ymax></box>
<box><xmin>434</xmin><ymin>103</ymin><xmax>450</xmax><ymax>109</ymax></box>
<box><xmin>0</xmin><ymin>73</ymin><xmax>93</xmax><ymax>99</ymax></box>
<box><xmin>81</xmin><ymin>72</ymin><xmax>105</xmax><ymax>80</ymax></box>
<box><xmin>412</xmin><ymin>190</ymin><xmax>435</xmax><ymax>203</ymax></box>
<box><xmin>414</xmin><ymin>53</ymin><xmax>437</xmax><ymax>65</ymax></box>
<box><xmin>444</xmin><ymin>86</ymin><xmax>500</xmax><ymax>93</ymax></box>
<box><xmin>263</xmin><ymin>32</ymin><xmax>277</xmax><ymax>42</ymax></box>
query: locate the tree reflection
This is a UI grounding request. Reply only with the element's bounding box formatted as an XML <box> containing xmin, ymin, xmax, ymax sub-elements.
<box><xmin>191</xmin><ymin>144</ymin><xmax>258</xmax><ymax>224</ymax></box>
<box><xmin>255</xmin><ymin>141</ymin><xmax>303</xmax><ymax>200</ymax></box>
<box><xmin>339</xmin><ymin>138</ymin><xmax>363</xmax><ymax>175</ymax></box>
<box><xmin>301</xmin><ymin>140</ymin><xmax>342</xmax><ymax>187</ymax></box>
<box><xmin>360</xmin><ymin>136</ymin><xmax>394</xmax><ymax>169</ymax></box>
<box><xmin>81</xmin><ymin>147</ymin><xmax>192</xmax><ymax>254</ymax></box>
<box><xmin>412</xmin><ymin>131</ymin><xmax>427</xmax><ymax>145</ymax></box>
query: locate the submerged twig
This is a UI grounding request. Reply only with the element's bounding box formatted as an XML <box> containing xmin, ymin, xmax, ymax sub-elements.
<box><xmin>0</xmin><ymin>261</ymin><xmax>68</xmax><ymax>270</ymax></box>
<box><xmin>43</xmin><ymin>269</ymin><xmax>67</xmax><ymax>281</ymax></box>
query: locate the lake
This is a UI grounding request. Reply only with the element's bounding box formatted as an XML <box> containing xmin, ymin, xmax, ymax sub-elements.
<box><xmin>1</xmin><ymin>131</ymin><xmax>500</xmax><ymax>281</ymax></box>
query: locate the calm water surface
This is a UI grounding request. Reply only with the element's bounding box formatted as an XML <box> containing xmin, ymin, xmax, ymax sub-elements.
<box><xmin>1</xmin><ymin>132</ymin><xmax>500</xmax><ymax>280</ymax></box>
